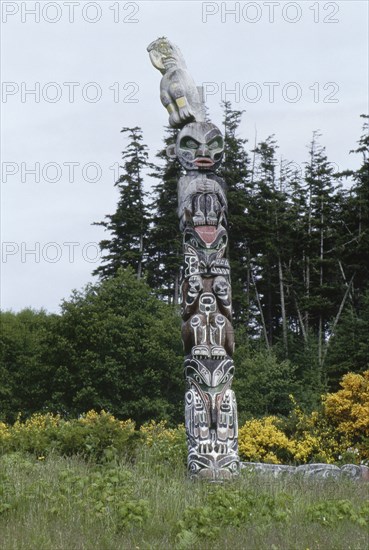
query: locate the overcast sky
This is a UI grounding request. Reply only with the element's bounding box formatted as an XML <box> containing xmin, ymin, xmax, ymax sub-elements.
<box><xmin>1</xmin><ymin>0</ymin><xmax>368</xmax><ymax>313</ymax></box>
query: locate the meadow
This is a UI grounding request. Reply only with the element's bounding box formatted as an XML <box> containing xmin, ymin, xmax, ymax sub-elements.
<box><xmin>1</xmin><ymin>446</ymin><xmax>368</xmax><ymax>550</ymax></box>
<box><xmin>1</xmin><ymin>370</ymin><xmax>368</xmax><ymax>550</ymax></box>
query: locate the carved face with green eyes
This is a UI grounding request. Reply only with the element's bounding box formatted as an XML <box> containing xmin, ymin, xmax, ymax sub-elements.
<box><xmin>175</xmin><ymin>122</ymin><xmax>224</xmax><ymax>171</ymax></box>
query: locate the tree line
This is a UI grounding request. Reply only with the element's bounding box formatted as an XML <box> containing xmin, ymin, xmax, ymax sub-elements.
<box><xmin>1</xmin><ymin>106</ymin><xmax>368</xmax><ymax>423</ymax></box>
<box><xmin>93</xmin><ymin>106</ymin><xmax>369</xmax><ymax>389</ymax></box>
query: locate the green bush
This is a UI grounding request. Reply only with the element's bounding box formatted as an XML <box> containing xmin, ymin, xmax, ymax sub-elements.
<box><xmin>0</xmin><ymin>411</ymin><xmax>141</xmax><ymax>461</ymax></box>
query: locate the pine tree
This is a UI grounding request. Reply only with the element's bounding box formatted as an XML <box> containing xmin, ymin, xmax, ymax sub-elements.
<box><xmin>93</xmin><ymin>127</ymin><xmax>150</xmax><ymax>279</ymax></box>
<box><xmin>340</xmin><ymin>115</ymin><xmax>369</xmax><ymax>296</ymax></box>
<box><xmin>218</xmin><ymin>102</ymin><xmax>252</xmax><ymax>325</ymax></box>
<box><xmin>248</xmin><ymin>136</ymin><xmax>293</xmax><ymax>351</ymax></box>
<box><xmin>146</xmin><ymin>127</ymin><xmax>182</xmax><ymax>303</ymax></box>
<box><xmin>325</xmin><ymin>115</ymin><xmax>369</xmax><ymax>386</ymax></box>
<box><xmin>302</xmin><ymin>132</ymin><xmax>343</xmax><ymax>368</ymax></box>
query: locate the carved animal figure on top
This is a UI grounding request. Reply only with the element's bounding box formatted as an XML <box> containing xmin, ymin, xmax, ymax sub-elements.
<box><xmin>147</xmin><ymin>37</ymin><xmax>205</xmax><ymax>128</ymax></box>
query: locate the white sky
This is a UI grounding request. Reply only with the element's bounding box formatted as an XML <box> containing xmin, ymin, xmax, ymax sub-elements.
<box><xmin>1</xmin><ymin>0</ymin><xmax>368</xmax><ymax>313</ymax></box>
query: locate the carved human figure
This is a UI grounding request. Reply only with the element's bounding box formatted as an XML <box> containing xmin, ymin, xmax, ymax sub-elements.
<box><xmin>169</xmin><ymin>122</ymin><xmax>226</xmax><ymax>231</ymax></box>
<box><xmin>212</xmin><ymin>275</ymin><xmax>232</xmax><ymax>320</ymax></box>
<box><xmin>181</xmin><ymin>271</ymin><xmax>234</xmax><ymax>360</ymax></box>
<box><xmin>167</xmin><ymin>121</ymin><xmax>224</xmax><ymax>171</ymax></box>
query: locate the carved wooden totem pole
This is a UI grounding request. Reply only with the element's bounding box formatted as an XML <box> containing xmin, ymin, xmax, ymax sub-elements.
<box><xmin>148</xmin><ymin>38</ymin><xmax>240</xmax><ymax>479</ymax></box>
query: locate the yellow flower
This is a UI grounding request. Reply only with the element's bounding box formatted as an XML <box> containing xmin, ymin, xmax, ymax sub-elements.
<box><xmin>0</xmin><ymin>421</ymin><xmax>10</xmax><ymax>441</ymax></box>
<box><xmin>238</xmin><ymin>416</ymin><xmax>295</xmax><ymax>464</ymax></box>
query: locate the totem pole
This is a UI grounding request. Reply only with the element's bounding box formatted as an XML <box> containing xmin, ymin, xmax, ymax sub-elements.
<box><xmin>148</xmin><ymin>38</ymin><xmax>240</xmax><ymax>480</ymax></box>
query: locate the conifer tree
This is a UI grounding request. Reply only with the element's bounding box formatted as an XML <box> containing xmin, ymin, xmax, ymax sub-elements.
<box><xmin>146</xmin><ymin>127</ymin><xmax>182</xmax><ymax>303</ymax></box>
<box><xmin>340</xmin><ymin>115</ymin><xmax>369</xmax><ymax>296</ymax></box>
<box><xmin>325</xmin><ymin>115</ymin><xmax>369</xmax><ymax>386</ymax></box>
<box><xmin>93</xmin><ymin>127</ymin><xmax>150</xmax><ymax>279</ymax></box>
<box><xmin>248</xmin><ymin>136</ymin><xmax>291</xmax><ymax>349</ymax></box>
<box><xmin>302</xmin><ymin>132</ymin><xmax>342</xmax><ymax>366</ymax></box>
<box><xmin>218</xmin><ymin>102</ymin><xmax>252</xmax><ymax>325</ymax></box>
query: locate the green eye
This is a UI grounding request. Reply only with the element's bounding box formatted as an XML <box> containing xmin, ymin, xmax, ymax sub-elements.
<box><xmin>208</xmin><ymin>139</ymin><xmax>222</xmax><ymax>150</ymax></box>
<box><xmin>184</xmin><ymin>139</ymin><xmax>198</xmax><ymax>149</ymax></box>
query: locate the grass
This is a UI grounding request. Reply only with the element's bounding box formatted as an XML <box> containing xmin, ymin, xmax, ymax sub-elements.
<box><xmin>0</xmin><ymin>450</ymin><xmax>368</xmax><ymax>550</ymax></box>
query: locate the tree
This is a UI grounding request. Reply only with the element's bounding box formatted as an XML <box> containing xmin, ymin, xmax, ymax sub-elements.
<box><xmin>48</xmin><ymin>268</ymin><xmax>184</xmax><ymax>424</ymax></box>
<box><xmin>248</xmin><ymin>136</ymin><xmax>282</xmax><ymax>347</ymax></box>
<box><xmin>93</xmin><ymin>127</ymin><xmax>150</xmax><ymax>280</ymax></box>
<box><xmin>146</xmin><ymin>127</ymin><xmax>182</xmax><ymax>304</ymax></box>
<box><xmin>233</xmin><ymin>335</ymin><xmax>299</xmax><ymax>422</ymax></box>
<box><xmin>325</xmin><ymin>116</ymin><xmax>369</xmax><ymax>386</ymax></box>
<box><xmin>0</xmin><ymin>309</ymin><xmax>57</xmax><ymax>422</ymax></box>
<box><xmin>275</xmin><ymin>133</ymin><xmax>345</xmax><ymax>395</ymax></box>
<box><xmin>0</xmin><ymin>272</ymin><xmax>185</xmax><ymax>425</ymax></box>
<box><xmin>246</xmin><ymin>135</ymin><xmax>301</xmax><ymax>354</ymax></box>
<box><xmin>218</xmin><ymin>102</ymin><xmax>252</xmax><ymax>325</ymax></box>
<box><xmin>339</xmin><ymin>115</ymin><xmax>369</xmax><ymax>297</ymax></box>
<box><xmin>302</xmin><ymin>132</ymin><xmax>342</xmax><ymax>365</ymax></box>
<box><xmin>325</xmin><ymin>290</ymin><xmax>369</xmax><ymax>386</ymax></box>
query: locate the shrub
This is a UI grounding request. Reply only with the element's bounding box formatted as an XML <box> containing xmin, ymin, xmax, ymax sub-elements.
<box><xmin>0</xmin><ymin>411</ymin><xmax>185</xmax><ymax>465</ymax></box>
<box><xmin>0</xmin><ymin>410</ymin><xmax>139</xmax><ymax>461</ymax></box>
<box><xmin>238</xmin><ymin>372</ymin><xmax>369</xmax><ymax>465</ymax></box>
<box><xmin>5</xmin><ymin>412</ymin><xmax>62</xmax><ymax>456</ymax></box>
<box><xmin>139</xmin><ymin>420</ymin><xmax>187</xmax><ymax>468</ymax></box>
<box><xmin>238</xmin><ymin>416</ymin><xmax>295</xmax><ymax>464</ymax></box>
<box><xmin>57</xmin><ymin>410</ymin><xmax>138</xmax><ymax>460</ymax></box>
<box><xmin>285</xmin><ymin>397</ymin><xmax>339</xmax><ymax>464</ymax></box>
<box><xmin>1</xmin><ymin>370</ymin><xmax>368</xmax><ymax>467</ymax></box>
<box><xmin>323</xmin><ymin>371</ymin><xmax>369</xmax><ymax>459</ymax></box>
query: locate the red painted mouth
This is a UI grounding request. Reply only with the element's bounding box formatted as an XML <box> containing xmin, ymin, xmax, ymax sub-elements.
<box><xmin>194</xmin><ymin>158</ymin><xmax>214</xmax><ymax>168</ymax></box>
<box><xmin>195</xmin><ymin>225</ymin><xmax>217</xmax><ymax>243</ymax></box>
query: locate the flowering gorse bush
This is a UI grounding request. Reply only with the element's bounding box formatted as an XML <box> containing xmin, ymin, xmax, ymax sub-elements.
<box><xmin>285</xmin><ymin>397</ymin><xmax>339</xmax><ymax>464</ymax></box>
<box><xmin>238</xmin><ymin>370</ymin><xmax>369</xmax><ymax>465</ymax></box>
<box><xmin>0</xmin><ymin>411</ymin><xmax>187</xmax><ymax>465</ymax></box>
<box><xmin>0</xmin><ymin>422</ymin><xmax>10</xmax><ymax>442</ymax></box>
<box><xmin>324</xmin><ymin>371</ymin><xmax>369</xmax><ymax>460</ymax></box>
<box><xmin>4</xmin><ymin>413</ymin><xmax>62</xmax><ymax>456</ymax></box>
<box><xmin>238</xmin><ymin>416</ymin><xmax>294</xmax><ymax>464</ymax></box>
<box><xmin>237</xmin><ymin>413</ymin><xmax>336</xmax><ymax>465</ymax></box>
<box><xmin>1</xmin><ymin>370</ymin><xmax>368</xmax><ymax>465</ymax></box>
<box><xmin>0</xmin><ymin>410</ymin><xmax>138</xmax><ymax>460</ymax></box>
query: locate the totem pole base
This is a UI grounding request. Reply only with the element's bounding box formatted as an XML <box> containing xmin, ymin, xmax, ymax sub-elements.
<box><xmin>188</xmin><ymin>456</ymin><xmax>240</xmax><ymax>481</ymax></box>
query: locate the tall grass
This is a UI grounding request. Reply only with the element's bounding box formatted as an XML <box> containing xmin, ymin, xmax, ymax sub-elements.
<box><xmin>0</xmin><ymin>449</ymin><xmax>368</xmax><ymax>550</ymax></box>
